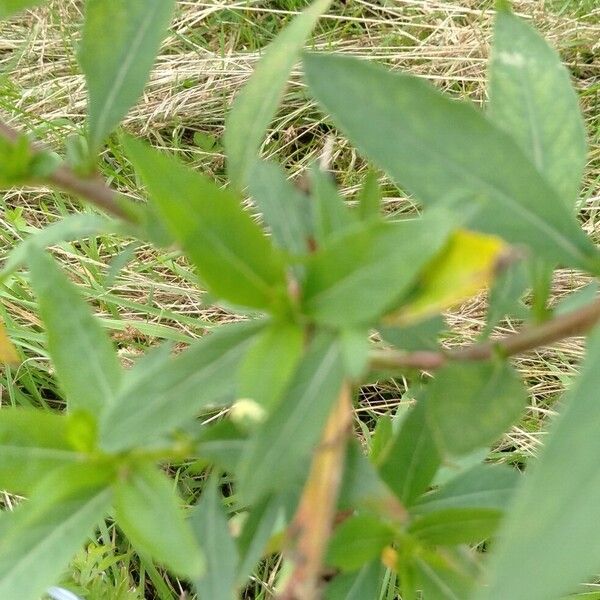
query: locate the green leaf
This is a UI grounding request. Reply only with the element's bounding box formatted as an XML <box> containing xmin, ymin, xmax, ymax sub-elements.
<box><xmin>409</xmin><ymin>508</ymin><xmax>502</xmax><ymax>545</ymax></box>
<box><xmin>0</xmin><ymin>0</ymin><xmax>46</xmax><ymax>19</ymax></box>
<box><xmin>239</xmin><ymin>322</ymin><xmax>304</xmax><ymax>409</ymax></box>
<box><xmin>380</xmin><ymin>315</ymin><xmax>445</xmax><ymax>352</ymax></box>
<box><xmin>124</xmin><ymin>137</ymin><xmax>288</xmax><ymax>311</ymax></box>
<box><xmin>194</xmin><ymin>421</ymin><xmax>248</xmax><ymax>473</ymax></box>
<box><xmin>0</xmin><ymin>408</ymin><xmax>83</xmax><ymax>494</ymax></box>
<box><xmin>224</xmin><ymin>0</ymin><xmax>332</xmax><ymax>189</ymax></box>
<box><xmin>0</xmin><ymin>465</ymin><xmax>112</xmax><ymax>600</ymax></box>
<box><xmin>489</xmin><ymin>11</ymin><xmax>587</xmax><ymax>207</ymax></box>
<box><xmin>236</xmin><ymin>495</ymin><xmax>284</xmax><ymax>583</ymax></box>
<box><xmin>27</xmin><ymin>249</ymin><xmax>122</xmax><ymax>415</ymax></box>
<box><xmin>114</xmin><ymin>463</ymin><xmax>203</xmax><ymax>579</ymax></box>
<box><xmin>414</xmin><ymin>552</ymin><xmax>474</xmax><ymax>600</ymax></box>
<box><xmin>311</xmin><ymin>166</ymin><xmax>355</xmax><ymax>244</ymax></box>
<box><xmin>248</xmin><ymin>160</ymin><xmax>313</xmax><ymax>255</ymax></box>
<box><xmin>378</xmin><ymin>397</ymin><xmax>441</xmax><ymax>506</ymax></box>
<box><xmin>303</xmin><ymin>53</ymin><xmax>599</xmax><ymax>272</ymax></box>
<box><xmin>0</xmin><ymin>135</ymin><xmax>34</xmax><ymax>186</ymax></box>
<box><xmin>555</xmin><ymin>282</ymin><xmax>599</xmax><ymax>317</ymax></box>
<box><xmin>79</xmin><ymin>0</ymin><xmax>175</xmax><ymax>150</ymax></box>
<box><xmin>238</xmin><ymin>333</ymin><xmax>344</xmax><ymax>504</ymax></box>
<box><xmin>426</xmin><ymin>360</ymin><xmax>528</xmax><ymax>456</ymax></box>
<box><xmin>357</xmin><ymin>169</ymin><xmax>382</xmax><ymax>221</ymax></box>
<box><xmin>324</xmin><ymin>561</ymin><xmax>385</xmax><ymax>600</ymax></box>
<box><xmin>101</xmin><ymin>321</ymin><xmax>261</xmax><ymax>452</ymax></box>
<box><xmin>303</xmin><ymin>207</ymin><xmax>456</xmax><ymax>327</ymax></box>
<box><xmin>192</xmin><ymin>477</ymin><xmax>238</xmax><ymax>600</ymax></box>
<box><xmin>326</xmin><ymin>514</ymin><xmax>394</xmax><ymax>571</ymax></box>
<box><xmin>340</xmin><ymin>328</ymin><xmax>370</xmax><ymax>380</ymax></box>
<box><xmin>413</xmin><ymin>463</ymin><xmax>520</xmax><ymax>515</ymax></box>
<box><xmin>477</xmin><ymin>326</ymin><xmax>600</xmax><ymax>600</ymax></box>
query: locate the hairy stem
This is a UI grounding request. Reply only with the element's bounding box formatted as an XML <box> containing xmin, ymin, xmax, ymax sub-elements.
<box><xmin>279</xmin><ymin>384</ymin><xmax>353</xmax><ymax>600</ymax></box>
<box><xmin>0</xmin><ymin>118</ymin><xmax>133</xmax><ymax>221</ymax></box>
<box><xmin>371</xmin><ymin>296</ymin><xmax>600</xmax><ymax>372</ymax></box>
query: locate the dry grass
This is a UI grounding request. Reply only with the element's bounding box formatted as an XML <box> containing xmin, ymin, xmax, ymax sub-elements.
<box><xmin>0</xmin><ymin>0</ymin><xmax>598</xmax><ymax>596</ymax></box>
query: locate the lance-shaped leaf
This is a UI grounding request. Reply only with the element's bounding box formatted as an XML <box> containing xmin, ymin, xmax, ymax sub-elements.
<box><xmin>302</xmin><ymin>53</ymin><xmax>599</xmax><ymax>273</ymax></box>
<box><xmin>390</xmin><ymin>230</ymin><xmax>510</xmax><ymax>325</ymax></box>
<box><xmin>0</xmin><ymin>0</ymin><xmax>46</xmax><ymax>19</ymax></box>
<box><xmin>477</xmin><ymin>327</ymin><xmax>600</xmax><ymax>600</ymax></box>
<box><xmin>378</xmin><ymin>397</ymin><xmax>441</xmax><ymax>506</ymax></box>
<box><xmin>192</xmin><ymin>477</ymin><xmax>238</xmax><ymax>600</ymax></box>
<box><xmin>426</xmin><ymin>359</ymin><xmax>528</xmax><ymax>457</ymax></box>
<box><xmin>114</xmin><ymin>463</ymin><xmax>203</xmax><ymax>579</ymax></box>
<box><xmin>0</xmin><ymin>408</ymin><xmax>83</xmax><ymax>493</ymax></box>
<box><xmin>414</xmin><ymin>552</ymin><xmax>475</xmax><ymax>600</ymax></box>
<box><xmin>249</xmin><ymin>160</ymin><xmax>313</xmax><ymax>255</ymax></box>
<box><xmin>100</xmin><ymin>321</ymin><xmax>262</xmax><ymax>452</ymax></box>
<box><xmin>303</xmin><ymin>207</ymin><xmax>456</xmax><ymax>327</ymax></box>
<box><xmin>239</xmin><ymin>322</ymin><xmax>304</xmax><ymax>409</ymax></box>
<box><xmin>0</xmin><ymin>465</ymin><xmax>113</xmax><ymax>600</ymax></box>
<box><xmin>79</xmin><ymin>0</ymin><xmax>175</xmax><ymax>150</ymax></box>
<box><xmin>357</xmin><ymin>169</ymin><xmax>382</xmax><ymax>221</ymax></box>
<box><xmin>413</xmin><ymin>463</ymin><xmax>520</xmax><ymax>516</ymax></box>
<box><xmin>124</xmin><ymin>137</ymin><xmax>288</xmax><ymax>311</ymax></box>
<box><xmin>225</xmin><ymin>0</ymin><xmax>332</xmax><ymax>189</ymax></box>
<box><xmin>238</xmin><ymin>333</ymin><xmax>344</xmax><ymax>504</ymax></box>
<box><xmin>27</xmin><ymin>249</ymin><xmax>122</xmax><ymax>415</ymax></box>
<box><xmin>380</xmin><ymin>315</ymin><xmax>445</xmax><ymax>352</ymax></box>
<box><xmin>489</xmin><ymin>9</ymin><xmax>587</xmax><ymax>207</ymax></box>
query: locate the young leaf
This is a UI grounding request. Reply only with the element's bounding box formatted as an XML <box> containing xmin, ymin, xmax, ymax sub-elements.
<box><xmin>27</xmin><ymin>249</ymin><xmax>122</xmax><ymax>415</ymax></box>
<box><xmin>326</xmin><ymin>514</ymin><xmax>395</xmax><ymax>571</ymax></box>
<box><xmin>238</xmin><ymin>333</ymin><xmax>344</xmax><ymax>504</ymax></box>
<box><xmin>303</xmin><ymin>207</ymin><xmax>456</xmax><ymax>327</ymax></box>
<box><xmin>409</xmin><ymin>508</ymin><xmax>502</xmax><ymax>545</ymax></box>
<box><xmin>324</xmin><ymin>561</ymin><xmax>385</xmax><ymax>600</ymax></box>
<box><xmin>377</xmin><ymin>397</ymin><xmax>441</xmax><ymax>506</ymax></box>
<box><xmin>303</xmin><ymin>53</ymin><xmax>599</xmax><ymax>272</ymax></box>
<box><xmin>193</xmin><ymin>421</ymin><xmax>248</xmax><ymax>473</ymax></box>
<box><xmin>79</xmin><ymin>0</ymin><xmax>175</xmax><ymax>150</ymax></box>
<box><xmin>489</xmin><ymin>10</ymin><xmax>587</xmax><ymax>207</ymax></box>
<box><xmin>114</xmin><ymin>463</ymin><xmax>203</xmax><ymax>579</ymax></box>
<box><xmin>239</xmin><ymin>322</ymin><xmax>304</xmax><ymax>409</ymax></box>
<box><xmin>426</xmin><ymin>360</ymin><xmax>528</xmax><ymax>456</ymax></box>
<box><xmin>413</xmin><ymin>463</ymin><xmax>520</xmax><ymax>515</ymax></box>
<box><xmin>477</xmin><ymin>327</ymin><xmax>600</xmax><ymax>600</ymax></box>
<box><xmin>248</xmin><ymin>160</ymin><xmax>313</xmax><ymax>255</ymax></box>
<box><xmin>0</xmin><ymin>320</ymin><xmax>18</xmax><ymax>364</ymax></box>
<box><xmin>192</xmin><ymin>477</ymin><xmax>238</xmax><ymax>600</ymax></box>
<box><xmin>0</xmin><ymin>408</ymin><xmax>83</xmax><ymax>493</ymax></box>
<box><xmin>0</xmin><ymin>465</ymin><xmax>113</xmax><ymax>600</ymax></box>
<box><xmin>0</xmin><ymin>0</ymin><xmax>46</xmax><ymax>19</ymax></box>
<box><xmin>390</xmin><ymin>230</ymin><xmax>509</xmax><ymax>325</ymax></box>
<box><xmin>124</xmin><ymin>137</ymin><xmax>288</xmax><ymax>311</ymax></box>
<box><xmin>225</xmin><ymin>0</ymin><xmax>332</xmax><ymax>189</ymax></box>
<box><xmin>101</xmin><ymin>321</ymin><xmax>261</xmax><ymax>452</ymax></box>
<box><xmin>311</xmin><ymin>166</ymin><xmax>355</xmax><ymax>244</ymax></box>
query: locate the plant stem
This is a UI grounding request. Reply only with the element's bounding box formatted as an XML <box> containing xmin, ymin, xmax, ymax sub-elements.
<box><xmin>371</xmin><ymin>296</ymin><xmax>600</xmax><ymax>372</ymax></box>
<box><xmin>0</xmin><ymin>118</ymin><xmax>133</xmax><ymax>221</ymax></box>
<box><xmin>279</xmin><ymin>383</ymin><xmax>353</xmax><ymax>600</ymax></box>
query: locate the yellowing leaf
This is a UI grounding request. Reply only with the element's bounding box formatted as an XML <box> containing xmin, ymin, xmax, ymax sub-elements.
<box><xmin>390</xmin><ymin>230</ymin><xmax>509</xmax><ymax>325</ymax></box>
<box><xmin>0</xmin><ymin>321</ymin><xmax>19</xmax><ymax>365</ymax></box>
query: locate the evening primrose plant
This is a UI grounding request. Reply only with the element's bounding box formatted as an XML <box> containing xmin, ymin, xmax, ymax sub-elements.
<box><xmin>0</xmin><ymin>1</ymin><xmax>599</xmax><ymax>599</ymax></box>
